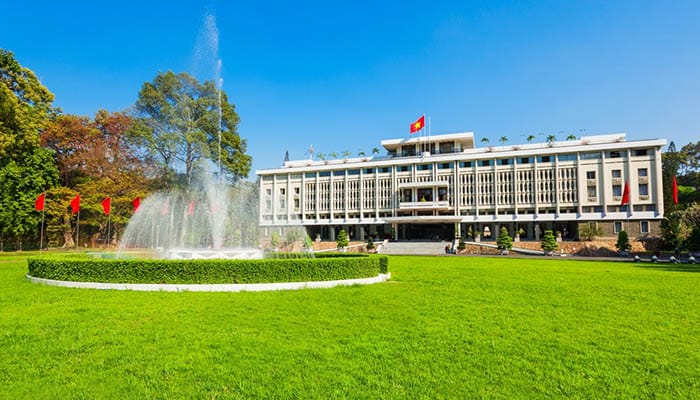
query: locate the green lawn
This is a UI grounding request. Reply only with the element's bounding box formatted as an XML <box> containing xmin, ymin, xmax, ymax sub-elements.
<box><xmin>1</xmin><ymin>253</ymin><xmax>699</xmax><ymax>399</ymax></box>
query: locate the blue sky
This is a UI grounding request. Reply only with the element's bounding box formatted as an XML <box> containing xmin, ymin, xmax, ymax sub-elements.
<box><xmin>2</xmin><ymin>1</ymin><xmax>699</xmax><ymax>177</ymax></box>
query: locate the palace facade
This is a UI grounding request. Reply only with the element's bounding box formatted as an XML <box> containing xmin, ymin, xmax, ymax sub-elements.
<box><xmin>257</xmin><ymin>132</ymin><xmax>665</xmax><ymax>243</ymax></box>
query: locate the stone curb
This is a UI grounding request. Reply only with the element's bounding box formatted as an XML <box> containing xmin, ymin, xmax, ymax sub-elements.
<box><xmin>26</xmin><ymin>273</ymin><xmax>391</xmax><ymax>292</ymax></box>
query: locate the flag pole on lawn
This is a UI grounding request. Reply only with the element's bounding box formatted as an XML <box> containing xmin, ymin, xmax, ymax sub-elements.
<box><xmin>35</xmin><ymin>193</ymin><xmax>46</xmax><ymax>251</ymax></box>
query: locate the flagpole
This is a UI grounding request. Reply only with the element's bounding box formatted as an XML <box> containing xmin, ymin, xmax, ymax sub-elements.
<box><xmin>39</xmin><ymin>208</ymin><xmax>45</xmax><ymax>251</ymax></box>
<box><xmin>428</xmin><ymin>115</ymin><xmax>431</xmax><ymax>153</ymax></box>
<box><xmin>107</xmin><ymin>212</ymin><xmax>111</xmax><ymax>249</ymax></box>
<box><xmin>76</xmin><ymin>210</ymin><xmax>80</xmax><ymax>249</ymax></box>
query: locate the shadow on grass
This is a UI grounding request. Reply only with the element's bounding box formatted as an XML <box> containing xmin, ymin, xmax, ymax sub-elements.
<box><xmin>632</xmin><ymin>262</ymin><xmax>700</xmax><ymax>273</ymax></box>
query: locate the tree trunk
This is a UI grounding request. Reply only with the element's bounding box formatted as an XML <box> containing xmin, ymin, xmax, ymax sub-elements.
<box><xmin>62</xmin><ymin>213</ymin><xmax>75</xmax><ymax>248</ymax></box>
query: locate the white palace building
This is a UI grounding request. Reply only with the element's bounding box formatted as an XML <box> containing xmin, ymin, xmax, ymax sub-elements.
<box><xmin>257</xmin><ymin>132</ymin><xmax>666</xmax><ymax>243</ymax></box>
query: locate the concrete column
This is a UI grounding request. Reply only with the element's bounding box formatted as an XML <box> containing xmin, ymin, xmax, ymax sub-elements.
<box><xmin>329</xmin><ymin>226</ymin><xmax>335</xmax><ymax>241</ymax></box>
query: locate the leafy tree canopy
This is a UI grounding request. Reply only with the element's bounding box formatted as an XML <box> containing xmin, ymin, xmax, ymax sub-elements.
<box><xmin>134</xmin><ymin>71</ymin><xmax>251</xmax><ymax>186</ymax></box>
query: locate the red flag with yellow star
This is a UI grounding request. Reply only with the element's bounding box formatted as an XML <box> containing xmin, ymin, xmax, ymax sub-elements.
<box><xmin>409</xmin><ymin>115</ymin><xmax>425</xmax><ymax>134</ymax></box>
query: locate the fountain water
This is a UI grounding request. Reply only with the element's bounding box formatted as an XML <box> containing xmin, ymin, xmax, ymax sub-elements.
<box><xmin>118</xmin><ymin>13</ymin><xmax>262</xmax><ymax>260</ymax></box>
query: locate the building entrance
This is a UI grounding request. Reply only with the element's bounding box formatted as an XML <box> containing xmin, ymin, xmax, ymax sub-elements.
<box><xmin>401</xmin><ymin>223</ymin><xmax>452</xmax><ymax>241</ymax></box>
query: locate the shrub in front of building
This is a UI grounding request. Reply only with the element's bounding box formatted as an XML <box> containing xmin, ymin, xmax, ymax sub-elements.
<box><xmin>541</xmin><ymin>230</ymin><xmax>558</xmax><ymax>254</ymax></box>
<box><xmin>615</xmin><ymin>230</ymin><xmax>631</xmax><ymax>253</ymax></box>
<box><xmin>336</xmin><ymin>229</ymin><xmax>349</xmax><ymax>250</ymax></box>
<box><xmin>496</xmin><ymin>227</ymin><xmax>513</xmax><ymax>252</ymax></box>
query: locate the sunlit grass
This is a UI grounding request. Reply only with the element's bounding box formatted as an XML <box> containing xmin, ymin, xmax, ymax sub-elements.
<box><xmin>1</xmin><ymin>253</ymin><xmax>699</xmax><ymax>398</ymax></box>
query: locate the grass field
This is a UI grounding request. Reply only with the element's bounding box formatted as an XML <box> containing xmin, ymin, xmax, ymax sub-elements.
<box><xmin>1</xmin><ymin>253</ymin><xmax>699</xmax><ymax>399</ymax></box>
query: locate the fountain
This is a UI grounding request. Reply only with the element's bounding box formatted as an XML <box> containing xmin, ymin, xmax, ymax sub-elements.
<box><xmin>118</xmin><ymin>13</ymin><xmax>262</xmax><ymax>260</ymax></box>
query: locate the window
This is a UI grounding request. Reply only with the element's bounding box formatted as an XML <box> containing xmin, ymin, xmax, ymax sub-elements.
<box><xmin>609</xmin><ymin>151</ymin><xmax>621</xmax><ymax>158</ymax></box>
<box><xmin>266</xmin><ymin>189</ymin><xmax>271</xmax><ymax>196</ymax></box>
<box><xmin>498</xmin><ymin>159</ymin><xmax>512</xmax><ymax>165</ymax></box>
<box><xmin>558</xmin><ymin>154</ymin><xmax>576</xmax><ymax>162</ymax></box>
<box><xmin>364</xmin><ymin>168</ymin><xmax>374</xmax><ymax>174</ymax></box>
<box><xmin>319</xmin><ymin>171</ymin><xmax>330</xmax><ymax>177</ymax></box>
<box><xmin>538</xmin><ymin>156</ymin><xmax>552</xmax><ymax>163</ymax></box>
<box><xmin>305</xmin><ymin>172</ymin><xmax>315</xmax><ymax>178</ymax></box>
<box><xmin>438</xmin><ymin>162</ymin><xmax>453</xmax><ymax>169</ymax></box>
<box><xmin>580</xmin><ymin>152</ymin><xmax>601</xmax><ymax>160</ymax></box>
<box><xmin>294</xmin><ymin>187</ymin><xmax>300</xmax><ymax>195</ymax></box>
<box><xmin>613</xmin><ymin>184</ymin><xmax>622</xmax><ymax>197</ymax></box>
<box><xmin>417</xmin><ymin>164</ymin><xmax>432</xmax><ymax>171</ymax></box>
<box><xmin>459</xmin><ymin>161</ymin><xmax>472</xmax><ymax>168</ymax></box>
<box><xmin>638</xmin><ymin>168</ymin><xmax>648</xmax><ymax>177</ymax></box>
<box><xmin>279</xmin><ymin>198</ymin><xmax>286</xmax><ymax>209</ymax></box>
<box><xmin>586</xmin><ymin>171</ymin><xmax>596</xmax><ymax>179</ymax></box>
<box><xmin>265</xmin><ymin>199</ymin><xmax>271</xmax><ymax>210</ymax></box>
<box><xmin>639</xmin><ymin>183</ymin><xmax>649</xmax><ymax>196</ymax></box>
<box><xmin>293</xmin><ymin>199</ymin><xmax>300</xmax><ymax>209</ymax></box>
<box><xmin>378</xmin><ymin>167</ymin><xmax>390</xmax><ymax>173</ymax></box>
<box><xmin>348</xmin><ymin>169</ymin><xmax>360</xmax><ymax>175</ymax></box>
<box><xmin>280</xmin><ymin>188</ymin><xmax>286</xmax><ymax>195</ymax></box>
<box><xmin>612</xmin><ymin>170</ymin><xmax>621</xmax><ymax>178</ymax></box>
<box><xmin>478</xmin><ymin>160</ymin><xmax>491</xmax><ymax>167</ymax></box>
<box><xmin>397</xmin><ymin>165</ymin><xmax>411</xmax><ymax>172</ymax></box>
<box><xmin>518</xmin><ymin>157</ymin><xmax>532</xmax><ymax>164</ymax></box>
<box><xmin>614</xmin><ymin>221</ymin><xmax>623</xmax><ymax>233</ymax></box>
<box><xmin>333</xmin><ymin>170</ymin><xmax>345</xmax><ymax>176</ymax></box>
<box><xmin>587</xmin><ymin>186</ymin><xmax>597</xmax><ymax>198</ymax></box>
<box><xmin>635</xmin><ymin>149</ymin><xmax>649</xmax><ymax>156</ymax></box>
<box><xmin>640</xmin><ymin>221</ymin><xmax>649</xmax><ymax>234</ymax></box>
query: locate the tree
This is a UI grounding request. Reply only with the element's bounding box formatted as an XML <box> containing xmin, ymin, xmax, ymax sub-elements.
<box><xmin>372</xmin><ymin>147</ymin><xmax>380</xmax><ymax>155</ymax></box>
<box><xmin>317</xmin><ymin>153</ymin><xmax>325</xmax><ymax>161</ymax></box>
<box><xmin>578</xmin><ymin>223</ymin><xmax>603</xmax><ymax>241</ymax></box>
<box><xmin>660</xmin><ymin>211</ymin><xmax>689</xmax><ymax>251</ymax></box>
<box><xmin>499</xmin><ymin>136</ymin><xmax>508</xmax><ymax>145</ymax></box>
<box><xmin>480</xmin><ymin>137</ymin><xmax>490</xmax><ymax>145</ymax></box>
<box><xmin>358</xmin><ymin>150</ymin><xmax>366</xmax><ymax>157</ymax></box>
<box><xmin>546</xmin><ymin>134</ymin><xmax>556</xmax><ymax>144</ymax></box>
<box><xmin>686</xmin><ymin>227</ymin><xmax>700</xmax><ymax>252</ymax></box>
<box><xmin>41</xmin><ymin>111</ymin><xmax>152</xmax><ymax>247</ymax></box>
<box><xmin>567</xmin><ymin>134</ymin><xmax>577</xmax><ymax>141</ymax></box>
<box><xmin>366</xmin><ymin>236</ymin><xmax>375</xmax><ymax>252</ymax></box>
<box><xmin>342</xmin><ymin>150</ymin><xmax>351</xmax><ymax>159</ymax></box>
<box><xmin>662</xmin><ymin>142</ymin><xmax>682</xmax><ymax>211</ymax></box>
<box><xmin>270</xmin><ymin>231</ymin><xmax>279</xmax><ymax>250</ymax></box>
<box><xmin>615</xmin><ymin>230</ymin><xmax>631</xmax><ymax>253</ymax></box>
<box><xmin>0</xmin><ymin>50</ymin><xmax>60</xmax><ymax>250</ymax></box>
<box><xmin>134</xmin><ymin>71</ymin><xmax>251</xmax><ymax>186</ymax></box>
<box><xmin>496</xmin><ymin>226</ymin><xmax>513</xmax><ymax>252</ymax></box>
<box><xmin>458</xmin><ymin>237</ymin><xmax>466</xmax><ymax>251</ymax></box>
<box><xmin>541</xmin><ymin>230</ymin><xmax>558</xmax><ymax>254</ymax></box>
<box><xmin>336</xmin><ymin>229</ymin><xmax>349</xmax><ymax>250</ymax></box>
<box><xmin>526</xmin><ymin>135</ymin><xmax>535</xmax><ymax>143</ymax></box>
<box><xmin>303</xmin><ymin>234</ymin><xmax>313</xmax><ymax>251</ymax></box>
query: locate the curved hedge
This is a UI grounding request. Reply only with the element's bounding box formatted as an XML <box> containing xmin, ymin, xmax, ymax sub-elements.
<box><xmin>27</xmin><ymin>254</ymin><xmax>389</xmax><ymax>284</ymax></box>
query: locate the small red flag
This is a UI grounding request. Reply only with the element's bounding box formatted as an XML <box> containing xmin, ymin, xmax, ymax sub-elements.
<box><xmin>35</xmin><ymin>193</ymin><xmax>46</xmax><ymax>211</ymax></box>
<box><xmin>132</xmin><ymin>197</ymin><xmax>140</xmax><ymax>213</ymax></box>
<box><xmin>101</xmin><ymin>197</ymin><xmax>111</xmax><ymax>215</ymax></box>
<box><xmin>672</xmin><ymin>176</ymin><xmax>679</xmax><ymax>205</ymax></box>
<box><xmin>620</xmin><ymin>181</ymin><xmax>630</xmax><ymax>206</ymax></box>
<box><xmin>409</xmin><ymin>115</ymin><xmax>425</xmax><ymax>134</ymax></box>
<box><xmin>70</xmin><ymin>194</ymin><xmax>80</xmax><ymax>214</ymax></box>
<box><xmin>187</xmin><ymin>200</ymin><xmax>195</xmax><ymax>215</ymax></box>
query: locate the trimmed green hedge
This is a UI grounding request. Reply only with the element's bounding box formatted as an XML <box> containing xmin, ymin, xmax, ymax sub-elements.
<box><xmin>27</xmin><ymin>255</ymin><xmax>389</xmax><ymax>284</ymax></box>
